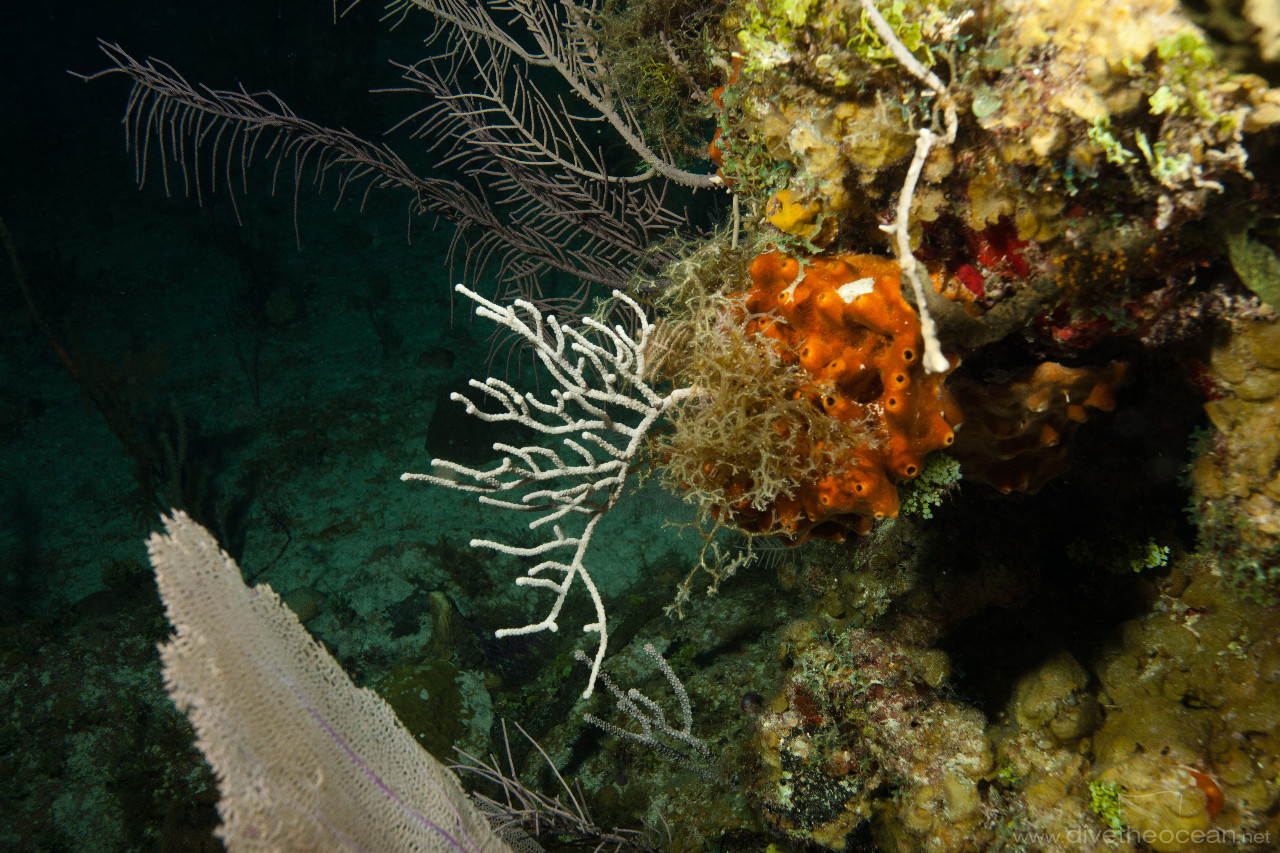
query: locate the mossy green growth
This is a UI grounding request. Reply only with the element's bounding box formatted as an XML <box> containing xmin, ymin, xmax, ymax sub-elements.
<box><xmin>897</xmin><ymin>451</ymin><xmax>961</xmax><ymax>519</ymax></box>
<box><xmin>736</xmin><ymin>0</ymin><xmax>944</xmax><ymax>74</ymax></box>
<box><xmin>1088</xmin><ymin>779</ymin><xmax>1126</xmax><ymax>830</ymax></box>
<box><xmin>710</xmin><ymin>80</ymin><xmax>795</xmax><ymax>204</ymax></box>
<box><xmin>1080</xmin><ymin>27</ymin><xmax>1243</xmax><ymax>192</ymax></box>
<box><xmin>1151</xmin><ymin>29</ymin><xmax>1236</xmax><ymax>131</ymax></box>
<box><xmin>670</xmin><ymin>641</ymin><xmax>698</xmax><ymax>669</ymax></box>
<box><xmin>773</xmin><ymin>0</ymin><xmax>817</xmax><ymax>27</ymax></box>
<box><xmin>737</xmin><ymin>0</ymin><xmax>820</xmax><ymax>71</ymax></box>
<box><xmin>995</xmin><ymin>764</ymin><xmax>1023</xmax><ymax>788</ymax></box>
<box><xmin>1156</xmin><ymin>29</ymin><xmax>1217</xmax><ymax>71</ymax></box>
<box><xmin>1087</xmin><ymin>115</ymin><xmax>1136</xmax><ymax>167</ymax></box>
<box><xmin>1128</xmin><ymin>538</ymin><xmax>1170</xmax><ymax>573</ymax></box>
<box><xmin>590</xmin><ymin>0</ymin><xmax>725</xmax><ymax>160</ymax></box>
<box><xmin>1132</xmin><ymin>129</ymin><xmax>1194</xmax><ymax>188</ymax></box>
<box><xmin>1066</xmin><ymin>535</ymin><xmax>1170</xmax><ymax>575</ymax></box>
<box><xmin>846</xmin><ymin>0</ymin><xmax>936</xmax><ymax>66</ymax></box>
<box><xmin>1194</xmin><ymin>502</ymin><xmax>1280</xmax><ymax>602</ymax></box>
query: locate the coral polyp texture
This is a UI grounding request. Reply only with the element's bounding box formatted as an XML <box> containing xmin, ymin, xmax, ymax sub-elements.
<box><xmin>726</xmin><ymin>250</ymin><xmax>962</xmax><ymax>541</ymax></box>
<box><xmin>753</xmin><ymin>623</ymin><xmax>991</xmax><ymax>852</ymax></box>
<box><xmin>1190</xmin><ymin>318</ymin><xmax>1280</xmax><ymax>598</ymax></box>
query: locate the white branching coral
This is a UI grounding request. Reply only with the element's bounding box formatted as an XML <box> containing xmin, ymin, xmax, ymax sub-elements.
<box><xmin>402</xmin><ymin>285</ymin><xmax>693</xmax><ymax>697</ymax></box>
<box><xmin>576</xmin><ymin>642</ymin><xmax>716</xmax><ymax>780</ymax></box>
<box><xmin>859</xmin><ymin>0</ymin><xmax>956</xmax><ymax>375</ymax></box>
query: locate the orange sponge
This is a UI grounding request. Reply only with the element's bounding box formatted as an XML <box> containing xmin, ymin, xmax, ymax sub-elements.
<box><xmin>947</xmin><ymin>361</ymin><xmax>1128</xmax><ymax>494</ymax></box>
<box><xmin>727</xmin><ymin>251</ymin><xmax>962</xmax><ymax>542</ymax></box>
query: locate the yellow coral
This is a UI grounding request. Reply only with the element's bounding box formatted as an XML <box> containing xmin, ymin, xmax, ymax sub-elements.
<box><xmin>766</xmin><ymin>189</ymin><xmax>823</xmax><ymax>238</ymax></box>
<box><xmin>1005</xmin><ymin>0</ymin><xmax>1184</xmax><ymax>64</ymax></box>
<box><xmin>1096</xmin><ymin>756</ymin><xmax>1212</xmax><ymax>851</ymax></box>
<box><xmin>1192</xmin><ymin>319</ymin><xmax>1280</xmax><ymax>594</ymax></box>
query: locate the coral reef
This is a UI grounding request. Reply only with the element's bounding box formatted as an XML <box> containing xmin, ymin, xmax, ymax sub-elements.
<box><xmin>713</xmin><ymin>0</ymin><xmax>1280</xmax><ymax>358</ymax></box>
<box><xmin>995</xmin><ymin>553</ymin><xmax>1280</xmax><ymax>851</ymax></box>
<box><xmin>753</xmin><ymin>623</ymin><xmax>991</xmax><ymax>852</ymax></box>
<box><xmin>541</xmin><ymin>1</ymin><xmax>1280</xmax><ymax>841</ymax></box>
<box><xmin>656</xmin><ymin>244</ymin><xmax>970</xmax><ymax>544</ymax></box>
<box><xmin>738</xmin><ymin>551</ymin><xmax>1280</xmax><ymax>852</ymax></box>
<box><xmin>669</xmin><ymin>0</ymin><xmax>1280</xmax><ymax>564</ymax></box>
<box><xmin>1190</xmin><ymin>317</ymin><xmax>1280</xmax><ymax>598</ymax></box>
<box><xmin>32</xmin><ymin>0</ymin><xmax>1280</xmax><ymax>849</ymax></box>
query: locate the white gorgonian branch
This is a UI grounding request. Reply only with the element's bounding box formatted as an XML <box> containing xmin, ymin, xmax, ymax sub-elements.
<box><xmin>391</xmin><ymin>0</ymin><xmax>720</xmax><ymax>190</ymax></box>
<box><xmin>576</xmin><ymin>642</ymin><xmax>716</xmax><ymax>782</ymax></box>
<box><xmin>861</xmin><ymin>0</ymin><xmax>958</xmax><ymax>375</ymax></box>
<box><xmin>402</xmin><ymin>285</ymin><xmax>693</xmax><ymax>697</ymax></box>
